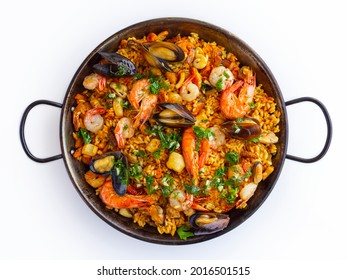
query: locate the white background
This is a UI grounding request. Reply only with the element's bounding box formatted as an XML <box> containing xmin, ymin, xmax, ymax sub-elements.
<box><xmin>1</xmin><ymin>0</ymin><xmax>345</xmax><ymax>262</ymax></box>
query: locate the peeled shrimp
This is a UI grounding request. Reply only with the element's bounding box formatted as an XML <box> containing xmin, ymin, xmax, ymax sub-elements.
<box><xmin>83</xmin><ymin>107</ymin><xmax>106</xmax><ymax>133</ymax></box>
<box><xmin>83</xmin><ymin>73</ymin><xmax>106</xmax><ymax>91</ymax></box>
<box><xmin>209</xmin><ymin>126</ymin><xmax>226</xmax><ymax>150</ymax></box>
<box><xmin>114</xmin><ymin>117</ymin><xmax>135</xmax><ymax>149</ymax></box>
<box><xmin>179</xmin><ymin>67</ymin><xmax>202</xmax><ymax>101</ymax></box>
<box><xmin>209</xmin><ymin>66</ymin><xmax>234</xmax><ymax>91</ymax></box>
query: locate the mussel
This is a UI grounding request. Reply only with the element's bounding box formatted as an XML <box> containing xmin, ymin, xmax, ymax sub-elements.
<box><xmin>221</xmin><ymin>118</ymin><xmax>261</xmax><ymax>141</ymax></box>
<box><xmin>189</xmin><ymin>212</ymin><xmax>230</xmax><ymax>235</ymax></box>
<box><xmin>92</xmin><ymin>52</ymin><xmax>137</xmax><ymax>77</ymax></box>
<box><xmin>153</xmin><ymin>103</ymin><xmax>196</xmax><ymax>128</ymax></box>
<box><xmin>89</xmin><ymin>151</ymin><xmax>129</xmax><ymax>196</ymax></box>
<box><xmin>128</xmin><ymin>40</ymin><xmax>185</xmax><ymax>72</ymax></box>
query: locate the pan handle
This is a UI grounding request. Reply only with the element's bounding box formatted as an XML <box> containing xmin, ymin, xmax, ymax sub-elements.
<box><xmin>20</xmin><ymin>100</ymin><xmax>63</xmax><ymax>163</ymax></box>
<box><xmin>285</xmin><ymin>97</ymin><xmax>332</xmax><ymax>163</ymax></box>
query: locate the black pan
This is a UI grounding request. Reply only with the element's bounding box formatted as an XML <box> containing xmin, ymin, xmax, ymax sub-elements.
<box><xmin>20</xmin><ymin>18</ymin><xmax>332</xmax><ymax>245</ymax></box>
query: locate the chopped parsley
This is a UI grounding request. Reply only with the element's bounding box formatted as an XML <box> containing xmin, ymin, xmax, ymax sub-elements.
<box><xmin>225</xmin><ymin>152</ymin><xmax>239</xmax><ymax>165</ymax></box>
<box><xmin>193</xmin><ymin>126</ymin><xmax>215</xmax><ymax>140</ymax></box>
<box><xmin>184</xmin><ymin>182</ymin><xmax>200</xmax><ymax>195</ymax></box>
<box><xmin>129</xmin><ymin>162</ymin><xmax>142</xmax><ymax>183</ymax></box>
<box><xmin>177</xmin><ymin>225</ymin><xmax>194</xmax><ymax>240</ymax></box>
<box><xmin>146</xmin><ymin>125</ymin><xmax>182</xmax><ymax>158</ymax></box>
<box><xmin>77</xmin><ymin>128</ymin><xmax>92</xmax><ymax>144</ymax></box>
<box><xmin>145</xmin><ymin>174</ymin><xmax>156</xmax><ymax>194</ymax></box>
<box><xmin>148</xmin><ymin>75</ymin><xmax>169</xmax><ymax>94</ymax></box>
<box><xmin>160</xmin><ymin>173</ymin><xmax>174</xmax><ymax>198</ymax></box>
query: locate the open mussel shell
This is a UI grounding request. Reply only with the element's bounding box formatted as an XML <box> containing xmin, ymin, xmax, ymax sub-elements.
<box><xmin>153</xmin><ymin>103</ymin><xmax>196</xmax><ymax>128</ymax></box>
<box><xmin>189</xmin><ymin>213</ymin><xmax>230</xmax><ymax>235</ymax></box>
<box><xmin>128</xmin><ymin>40</ymin><xmax>184</xmax><ymax>72</ymax></box>
<box><xmin>92</xmin><ymin>52</ymin><xmax>137</xmax><ymax>77</ymax></box>
<box><xmin>89</xmin><ymin>151</ymin><xmax>129</xmax><ymax>196</ymax></box>
<box><xmin>221</xmin><ymin>118</ymin><xmax>261</xmax><ymax>140</ymax></box>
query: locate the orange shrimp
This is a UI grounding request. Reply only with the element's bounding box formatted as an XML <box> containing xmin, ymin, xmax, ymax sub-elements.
<box><xmin>99</xmin><ymin>181</ymin><xmax>153</xmax><ymax>209</ymax></box>
<box><xmin>72</xmin><ymin>102</ymin><xmax>91</xmax><ymax>131</ymax></box>
<box><xmin>198</xmin><ymin>139</ymin><xmax>210</xmax><ymax>169</ymax></box>
<box><xmin>133</xmin><ymin>94</ymin><xmax>158</xmax><ymax>129</ymax></box>
<box><xmin>220</xmin><ymin>73</ymin><xmax>256</xmax><ymax>119</ymax></box>
<box><xmin>128</xmin><ymin>79</ymin><xmax>150</xmax><ymax>109</ymax></box>
<box><xmin>114</xmin><ymin>117</ymin><xmax>135</xmax><ymax>149</ymax></box>
<box><xmin>182</xmin><ymin>127</ymin><xmax>199</xmax><ymax>184</ymax></box>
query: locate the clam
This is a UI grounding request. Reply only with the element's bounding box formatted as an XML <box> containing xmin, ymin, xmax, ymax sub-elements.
<box><xmin>89</xmin><ymin>151</ymin><xmax>129</xmax><ymax>196</ymax></box>
<box><xmin>153</xmin><ymin>103</ymin><xmax>196</xmax><ymax>128</ymax></box>
<box><xmin>221</xmin><ymin>118</ymin><xmax>261</xmax><ymax>140</ymax></box>
<box><xmin>128</xmin><ymin>40</ymin><xmax>184</xmax><ymax>72</ymax></box>
<box><xmin>189</xmin><ymin>212</ymin><xmax>230</xmax><ymax>235</ymax></box>
<box><xmin>92</xmin><ymin>52</ymin><xmax>137</xmax><ymax>77</ymax></box>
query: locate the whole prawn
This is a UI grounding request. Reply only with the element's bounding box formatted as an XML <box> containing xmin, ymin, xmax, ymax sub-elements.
<box><xmin>99</xmin><ymin>180</ymin><xmax>153</xmax><ymax>209</ymax></box>
<box><xmin>182</xmin><ymin>127</ymin><xmax>210</xmax><ymax>185</ymax></box>
<box><xmin>220</xmin><ymin>73</ymin><xmax>256</xmax><ymax>119</ymax></box>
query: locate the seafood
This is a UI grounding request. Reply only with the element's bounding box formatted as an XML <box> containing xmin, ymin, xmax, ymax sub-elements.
<box><xmin>83</xmin><ymin>107</ymin><xmax>106</xmax><ymax>133</ymax></box>
<box><xmin>93</xmin><ymin>52</ymin><xmax>137</xmax><ymax>78</ymax></box>
<box><xmin>89</xmin><ymin>151</ymin><xmax>129</xmax><ymax>196</ymax></box>
<box><xmin>128</xmin><ymin>79</ymin><xmax>150</xmax><ymax>109</ymax></box>
<box><xmin>189</xmin><ymin>213</ymin><xmax>230</xmax><ymax>235</ymax></box>
<box><xmin>209</xmin><ymin>66</ymin><xmax>234</xmax><ymax>91</ymax></box>
<box><xmin>133</xmin><ymin>94</ymin><xmax>158</xmax><ymax>129</ymax></box>
<box><xmin>153</xmin><ymin>103</ymin><xmax>196</xmax><ymax>128</ymax></box>
<box><xmin>236</xmin><ymin>182</ymin><xmax>258</xmax><ymax>209</ymax></box>
<box><xmin>180</xmin><ymin>67</ymin><xmax>202</xmax><ymax>101</ymax></box>
<box><xmin>128</xmin><ymin>40</ymin><xmax>185</xmax><ymax>72</ymax></box>
<box><xmin>99</xmin><ymin>180</ymin><xmax>153</xmax><ymax>208</ymax></box>
<box><xmin>182</xmin><ymin>127</ymin><xmax>199</xmax><ymax>184</ymax></box>
<box><xmin>114</xmin><ymin>117</ymin><xmax>135</xmax><ymax>149</ymax></box>
<box><xmin>83</xmin><ymin>73</ymin><xmax>106</xmax><ymax>91</ymax></box>
<box><xmin>220</xmin><ymin>70</ymin><xmax>256</xmax><ymax>119</ymax></box>
<box><xmin>221</xmin><ymin>118</ymin><xmax>261</xmax><ymax>140</ymax></box>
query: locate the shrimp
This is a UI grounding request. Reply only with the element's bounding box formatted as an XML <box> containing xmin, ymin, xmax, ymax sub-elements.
<box><xmin>198</xmin><ymin>139</ymin><xmax>210</xmax><ymax>169</ymax></box>
<box><xmin>128</xmin><ymin>79</ymin><xmax>150</xmax><ymax>109</ymax></box>
<box><xmin>99</xmin><ymin>180</ymin><xmax>153</xmax><ymax>209</ymax></box>
<box><xmin>114</xmin><ymin>117</ymin><xmax>135</xmax><ymax>149</ymax></box>
<box><xmin>179</xmin><ymin>67</ymin><xmax>202</xmax><ymax>101</ymax></box>
<box><xmin>209</xmin><ymin>126</ymin><xmax>226</xmax><ymax>150</ymax></box>
<box><xmin>192</xmin><ymin>188</ymin><xmax>236</xmax><ymax>213</ymax></box>
<box><xmin>133</xmin><ymin>94</ymin><xmax>158</xmax><ymax>129</ymax></box>
<box><xmin>83</xmin><ymin>107</ymin><xmax>106</xmax><ymax>133</ymax></box>
<box><xmin>220</xmin><ymin>67</ymin><xmax>256</xmax><ymax>119</ymax></box>
<box><xmin>182</xmin><ymin>127</ymin><xmax>199</xmax><ymax>184</ymax></box>
<box><xmin>169</xmin><ymin>190</ymin><xmax>193</xmax><ymax>212</ymax></box>
<box><xmin>209</xmin><ymin>66</ymin><xmax>234</xmax><ymax>91</ymax></box>
<box><xmin>72</xmin><ymin>102</ymin><xmax>91</xmax><ymax>131</ymax></box>
<box><xmin>235</xmin><ymin>182</ymin><xmax>257</xmax><ymax>209</ymax></box>
<box><xmin>83</xmin><ymin>73</ymin><xmax>106</xmax><ymax>91</ymax></box>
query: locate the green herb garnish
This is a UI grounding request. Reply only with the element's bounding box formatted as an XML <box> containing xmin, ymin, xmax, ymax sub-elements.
<box><xmin>129</xmin><ymin>162</ymin><xmax>142</xmax><ymax>183</ymax></box>
<box><xmin>193</xmin><ymin>126</ymin><xmax>215</xmax><ymax>140</ymax></box>
<box><xmin>149</xmin><ymin>75</ymin><xmax>169</xmax><ymax>94</ymax></box>
<box><xmin>225</xmin><ymin>152</ymin><xmax>239</xmax><ymax>165</ymax></box>
<box><xmin>77</xmin><ymin>128</ymin><xmax>92</xmax><ymax>144</ymax></box>
<box><xmin>184</xmin><ymin>182</ymin><xmax>200</xmax><ymax>195</ymax></box>
<box><xmin>177</xmin><ymin>225</ymin><xmax>194</xmax><ymax>240</ymax></box>
<box><xmin>145</xmin><ymin>175</ymin><xmax>156</xmax><ymax>194</ymax></box>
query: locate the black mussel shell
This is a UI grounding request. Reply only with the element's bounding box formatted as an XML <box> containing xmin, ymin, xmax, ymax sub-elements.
<box><xmin>221</xmin><ymin>118</ymin><xmax>261</xmax><ymax>140</ymax></box>
<box><xmin>89</xmin><ymin>151</ymin><xmax>129</xmax><ymax>196</ymax></box>
<box><xmin>153</xmin><ymin>103</ymin><xmax>196</xmax><ymax>128</ymax></box>
<box><xmin>142</xmin><ymin>41</ymin><xmax>185</xmax><ymax>62</ymax></box>
<box><xmin>92</xmin><ymin>52</ymin><xmax>136</xmax><ymax>77</ymax></box>
<box><xmin>128</xmin><ymin>40</ymin><xmax>184</xmax><ymax>72</ymax></box>
<box><xmin>189</xmin><ymin>213</ymin><xmax>230</xmax><ymax>235</ymax></box>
